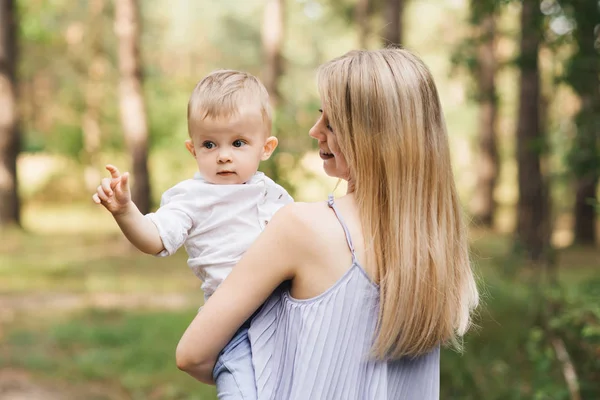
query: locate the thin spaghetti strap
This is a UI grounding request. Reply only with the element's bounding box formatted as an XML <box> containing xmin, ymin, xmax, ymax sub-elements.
<box><xmin>327</xmin><ymin>195</ymin><xmax>357</xmax><ymax>261</ymax></box>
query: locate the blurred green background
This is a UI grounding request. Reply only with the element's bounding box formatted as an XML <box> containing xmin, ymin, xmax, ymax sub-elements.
<box><xmin>0</xmin><ymin>0</ymin><xmax>598</xmax><ymax>399</ymax></box>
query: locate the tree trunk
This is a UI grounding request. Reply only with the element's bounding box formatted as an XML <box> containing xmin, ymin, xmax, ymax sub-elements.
<box><xmin>261</xmin><ymin>0</ymin><xmax>284</xmax><ymax>107</ymax></box>
<box><xmin>515</xmin><ymin>1</ymin><xmax>548</xmax><ymax>262</ymax></box>
<box><xmin>114</xmin><ymin>0</ymin><xmax>151</xmax><ymax>214</ymax></box>
<box><xmin>82</xmin><ymin>0</ymin><xmax>105</xmax><ymax>192</ymax></box>
<box><xmin>471</xmin><ymin>12</ymin><xmax>498</xmax><ymax>228</ymax></box>
<box><xmin>572</xmin><ymin>92</ymin><xmax>598</xmax><ymax>245</ymax></box>
<box><xmin>383</xmin><ymin>0</ymin><xmax>404</xmax><ymax>46</ymax></box>
<box><xmin>568</xmin><ymin>0</ymin><xmax>599</xmax><ymax>246</ymax></box>
<box><xmin>574</xmin><ymin>174</ymin><xmax>597</xmax><ymax>245</ymax></box>
<box><xmin>0</xmin><ymin>0</ymin><xmax>20</xmax><ymax>228</ymax></box>
<box><xmin>355</xmin><ymin>0</ymin><xmax>370</xmax><ymax>49</ymax></box>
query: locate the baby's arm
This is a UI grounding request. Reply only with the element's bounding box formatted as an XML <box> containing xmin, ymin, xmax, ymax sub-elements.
<box><xmin>92</xmin><ymin>165</ymin><xmax>164</xmax><ymax>255</ymax></box>
<box><xmin>112</xmin><ymin>202</ymin><xmax>164</xmax><ymax>255</ymax></box>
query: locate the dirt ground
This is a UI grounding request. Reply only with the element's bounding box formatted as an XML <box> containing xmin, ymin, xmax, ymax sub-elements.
<box><xmin>0</xmin><ymin>368</ymin><xmax>125</xmax><ymax>400</ymax></box>
<box><xmin>0</xmin><ymin>369</ymin><xmax>65</xmax><ymax>400</ymax></box>
<box><xmin>0</xmin><ymin>291</ymin><xmax>193</xmax><ymax>400</ymax></box>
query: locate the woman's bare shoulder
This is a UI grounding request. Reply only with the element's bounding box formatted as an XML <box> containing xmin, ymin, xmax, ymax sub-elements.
<box><xmin>269</xmin><ymin>201</ymin><xmax>332</xmax><ymax>244</ymax></box>
<box><xmin>265</xmin><ymin>201</ymin><xmax>333</xmax><ymax>271</ymax></box>
<box><xmin>273</xmin><ymin>201</ymin><xmax>330</xmax><ymax>227</ymax></box>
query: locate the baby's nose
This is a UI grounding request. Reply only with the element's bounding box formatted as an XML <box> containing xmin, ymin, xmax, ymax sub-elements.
<box><xmin>217</xmin><ymin>149</ymin><xmax>232</xmax><ymax>162</ymax></box>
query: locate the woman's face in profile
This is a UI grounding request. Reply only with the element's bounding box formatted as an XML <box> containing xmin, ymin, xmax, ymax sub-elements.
<box><xmin>309</xmin><ymin>108</ymin><xmax>350</xmax><ymax>180</ymax></box>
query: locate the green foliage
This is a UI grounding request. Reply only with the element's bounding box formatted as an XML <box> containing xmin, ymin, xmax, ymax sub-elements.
<box><xmin>449</xmin><ymin>0</ymin><xmax>503</xmax><ymax>102</ymax></box>
<box><xmin>450</xmin><ymin>36</ymin><xmax>480</xmax><ymax>100</ymax></box>
<box><xmin>441</xmin><ymin>235</ymin><xmax>600</xmax><ymax>399</ymax></box>
<box><xmin>593</xmin><ymin>199</ymin><xmax>600</xmax><ymax>213</ymax></box>
<box><xmin>522</xmin><ymin>281</ymin><xmax>600</xmax><ymax>399</ymax></box>
<box><xmin>145</xmin><ymin>80</ymin><xmax>189</xmax><ymax>150</ymax></box>
<box><xmin>324</xmin><ymin>0</ymin><xmax>358</xmax><ymax>24</ymax></box>
<box><xmin>17</xmin><ymin>0</ymin><xmax>123</xmax><ymax>158</ymax></box>
<box><xmin>17</xmin><ymin>0</ymin><xmax>63</xmax><ymax>45</ymax></box>
<box><xmin>560</xmin><ymin>0</ymin><xmax>600</xmax><ymax>180</ymax></box>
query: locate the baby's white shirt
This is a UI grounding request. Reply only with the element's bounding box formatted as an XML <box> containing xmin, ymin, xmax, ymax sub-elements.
<box><xmin>145</xmin><ymin>171</ymin><xmax>293</xmax><ymax>299</ymax></box>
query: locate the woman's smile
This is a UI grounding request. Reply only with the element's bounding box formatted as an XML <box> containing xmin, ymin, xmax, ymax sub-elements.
<box><xmin>319</xmin><ymin>150</ymin><xmax>334</xmax><ymax>160</ymax></box>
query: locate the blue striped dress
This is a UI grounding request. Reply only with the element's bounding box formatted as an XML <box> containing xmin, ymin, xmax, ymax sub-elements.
<box><xmin>248</xmin><ymin>196</ymin><xmax>440</xmax><ymax>399</ymax></box>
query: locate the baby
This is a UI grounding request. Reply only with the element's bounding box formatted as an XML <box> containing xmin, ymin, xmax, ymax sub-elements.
<box><xmin>92</xmin><ymin>70</ymin><xmax>293</xmax><ymax>399</ymax></box>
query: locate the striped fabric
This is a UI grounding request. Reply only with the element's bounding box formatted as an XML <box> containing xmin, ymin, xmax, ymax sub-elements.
<box><xmin>248</xmin><ymin>196</ymin><xmax>440</xmax><ymax>400</ymax></box>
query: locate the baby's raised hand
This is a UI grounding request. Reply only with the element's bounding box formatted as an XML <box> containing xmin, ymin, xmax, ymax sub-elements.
<box><xmin>92</xmin><ymin>164</ymin><xmax>132</xmax><ymax>215</ymax></box>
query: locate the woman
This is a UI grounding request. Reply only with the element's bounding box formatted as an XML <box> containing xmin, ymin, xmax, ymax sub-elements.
<box><xmin>176</xmin><ymin>48</ymin><xmax>479</xmax><ymax>399</ymax></box>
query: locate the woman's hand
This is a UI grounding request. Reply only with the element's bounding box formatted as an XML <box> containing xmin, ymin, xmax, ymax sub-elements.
<box><xmin>175</xmin><ymin>203</ymin><xmax>306</xmax><ymax>382</ymax></box>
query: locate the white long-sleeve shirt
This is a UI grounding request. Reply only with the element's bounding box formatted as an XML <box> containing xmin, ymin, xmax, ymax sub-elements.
<box><xmin>145</xmin><ymin>171</ymin><xmax>293</xmax><ymax>299</ymax></box>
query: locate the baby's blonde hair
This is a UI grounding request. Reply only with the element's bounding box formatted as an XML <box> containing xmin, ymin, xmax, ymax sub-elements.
<box><xmin>317</xmin><ymin>49</ymin><xmax>479</xmax><ymax>359</ymax></box>
<box><xmin>187</xmin><ymin>70</ymin><xmax>272</xmax><ymax>135</ymax></box>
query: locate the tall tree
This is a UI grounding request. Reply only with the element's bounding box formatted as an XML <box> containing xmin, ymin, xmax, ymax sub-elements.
<box><xmin>114</xmin><ymin>0</ymin><xmax>151</xmax><ymax>214</ymax></box>
<box><xmin>355</xmin><ymin>0</ymin><xmax>370</xmax><ymax>48</ymax></box>
<box><xmin>383</xmin><ymin>0</ymin><xmax>405</xmax><ymax>46</ymax></box>
<box><xmin>261</xmin><ymin>0</ymin><xmax>284</xmax><ymax>107</ymax></box>
<box><xmin>564</xmin><ymin>0</ymin><xmax>599</xmax><ymax>245</ymax></box>
<box><xmin>515</xmin><ymin>0</ymin><xmax>549</xmax><ymax>261</ymax></box>
<box><xmin>0</xmin><ymin>0</ymin><xmax>20</xmax><ymax>228</ymax></box>
<box><xmin>470</xmin><ymin>0</ymin><xmax>499</xmax><ymax>228</ymax></box>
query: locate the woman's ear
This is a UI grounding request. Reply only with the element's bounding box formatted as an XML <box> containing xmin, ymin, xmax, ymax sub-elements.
<box><xmin>261</xmin><ymin>136</ymin><xmax>279</xmax><ymax>161</ymax></box>
<box><xmin>185</xmin><ymin>140</ymin><xmax>196</xmax><ymax>157</ymax></box>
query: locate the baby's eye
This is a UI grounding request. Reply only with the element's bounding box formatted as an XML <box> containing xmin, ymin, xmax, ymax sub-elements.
<box><xmin>202</xmin><ymin>141</ymin><xmax>216</xmax><ymax>149</ymax></box>
<box><xmin>232</xmin><ymin>139</ymin><xmax>246</xmax><ymax>148</ymax></box>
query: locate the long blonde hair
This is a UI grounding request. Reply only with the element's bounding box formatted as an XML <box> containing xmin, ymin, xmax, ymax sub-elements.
<box><xmin>317</xmin><ymin>49</ymin><xmax>479</xmax><ymax>358</ymax></box>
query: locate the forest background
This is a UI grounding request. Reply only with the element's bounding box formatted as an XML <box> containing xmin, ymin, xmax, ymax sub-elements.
<box><xmin>0</xmin><ymin>0</ymin><xmax>598</xmax><ymax>399</ymax></box>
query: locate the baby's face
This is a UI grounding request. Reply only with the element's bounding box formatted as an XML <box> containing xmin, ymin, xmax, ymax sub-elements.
<box><xmin>187</xmin><ymin>107</ymin><xmax>274</xmax><ymax>185</ymax></box>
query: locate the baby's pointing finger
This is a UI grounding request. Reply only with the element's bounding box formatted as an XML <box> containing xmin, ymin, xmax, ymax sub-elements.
<box><xmin>106</xmin><ymin>164</ymin><xmax>121</xmax><ymax>179</ymax></box>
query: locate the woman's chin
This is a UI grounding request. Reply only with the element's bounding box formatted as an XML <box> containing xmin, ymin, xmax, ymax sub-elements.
<box><xmin>322</xmin><ymin>162</ymin><xmax>341</xmax><ymax>179</ymax></box>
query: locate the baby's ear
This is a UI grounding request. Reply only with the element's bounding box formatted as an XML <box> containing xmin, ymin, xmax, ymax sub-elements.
<box><xmin>185</xmin><ymin>140</ymin><xmax>196</xmax><ymax>157</ymax></box>
<box><xmin>261</xmin><ymin>136</ymin><xmax>278</xmax><ymax>161</ymax></box>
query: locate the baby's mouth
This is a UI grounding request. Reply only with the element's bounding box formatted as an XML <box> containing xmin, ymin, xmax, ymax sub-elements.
<box><xmin>217</xmin><ymin>171</ymin><xmax>236</xmax><ymax>176</ymax></box>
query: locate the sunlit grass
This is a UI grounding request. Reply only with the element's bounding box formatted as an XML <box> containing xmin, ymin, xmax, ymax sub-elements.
<box><xmin>1</xmin><ymin>229</ymin><xmax>201</xmax><ymax>296</ymax></box>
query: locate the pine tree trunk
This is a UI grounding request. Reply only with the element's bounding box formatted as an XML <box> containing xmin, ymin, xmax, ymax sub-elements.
<box><xmin>114</xmin><ymin>0</ymin><xmax>151</xmax><ymax>214</ymax></box>
<box><xmin>574</xmin><ymin>174</ymin><xmax>597</xmax><ymax>245</ymax></box>
<box><xmin>568</xmin><ymin>0</ymin><xmax>599</xmax><ymax>246</ymax></box>
<box><xmin>355</xmin><ymin>0</ymin><xmax>370</xmax><ymax>49</ymax></box>
<box><xmin>261</xmin><ymin>0</ymin><xmax>284</xmax><ymax>107</ymax></box>
<box><xmin>515</xmin><ymin>1</ymin><xmax>548</xmax><ymax>261</ymax></box>
<box><xmin>0</xmin><ymin>0</ymin><xmax>20</xmax><ymax>228</ymax></box>
<box><xmin>573</xmin><ymin>96</ymin><xmax>598</xmax><ymax>245</ymax></box>
<box><xmin>471</xmin><ymin>13</ymin><xmax>498</xmax><ymax>228</ymax></box>
<box><xmin>383</xmin><ymin>0</ymin><xmax>404</xmax><ymax>46</ymax></box>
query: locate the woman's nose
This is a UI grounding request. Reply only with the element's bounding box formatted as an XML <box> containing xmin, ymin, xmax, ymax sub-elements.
<box><xmin>309</xmin><ymin>123</ymin><xmax>323</xmax><ymax>140</ymax></box>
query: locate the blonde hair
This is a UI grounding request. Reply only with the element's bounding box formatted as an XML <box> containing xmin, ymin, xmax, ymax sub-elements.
<box><xmin>187</xmin><ymin>70</ymin><xmax>272</xmax><ymax>135</ymax></box>
<box><xmin>317</xmin><ymin>49</ymin><xmax>479</xmax><ymax>358</ymax></box>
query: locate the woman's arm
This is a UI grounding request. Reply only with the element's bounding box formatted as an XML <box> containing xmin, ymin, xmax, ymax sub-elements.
<box><xmin>175</xmin><ymin>203</ymin><xmax>306</xmax><ymax>383</ymax></box>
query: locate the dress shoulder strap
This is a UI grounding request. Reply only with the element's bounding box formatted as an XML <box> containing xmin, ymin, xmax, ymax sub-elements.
<box><xmin>327</xmin><ymin>195</ymin><xmax>357</xmax><ymax>262</ymax></box>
